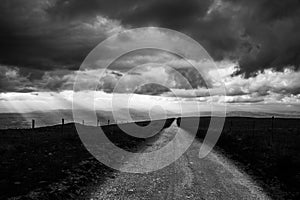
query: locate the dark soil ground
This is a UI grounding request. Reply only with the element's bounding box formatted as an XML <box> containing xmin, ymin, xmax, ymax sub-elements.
<box><xmin>0</xmin><ymin>117</ymin><xmax>299</xmax><ymax>199</ymax></box>
<box><xmin>194</xmin><ymin>117</ymin><xmax>300</xmax><ymax>199</ymax></box>
<box><xmin>0</xmin><ymin>119</ymin><xmax>174</xmax><ymax>199</ymax></box>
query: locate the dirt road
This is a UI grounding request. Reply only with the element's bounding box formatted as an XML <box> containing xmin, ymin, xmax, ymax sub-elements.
<box><xmin>88</xmin><ymin>122</ymin><xmax>270</xmax><ymax>200</ymax></box>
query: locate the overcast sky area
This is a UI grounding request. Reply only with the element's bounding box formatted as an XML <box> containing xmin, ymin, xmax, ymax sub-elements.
<box><xmin>1</xmin><ymin>0</ymin><xmax>300</xmax><ymax>114</ymax></box>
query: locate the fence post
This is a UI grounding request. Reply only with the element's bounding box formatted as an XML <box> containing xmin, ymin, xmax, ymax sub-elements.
<box><xmin>32</xmin><ymin>119</ymin><xmax>35</xmax><ymax>129</ymax></box>
<box><xmin>297</xmin><ymin>119</ymin><xmax>300</xmax><ymax>135</ymax></box>
<box><xmin>252</xmin><ymin>120</ymin><xmax>255</xmax><ymax>138</ymax></box>
<box><xmin>61</xmin><ymin>118</ymin><xmax>64</xmax><ymax>134</ymax></box>
<box><xmin>271</xmin><ymin>116</ymin><xmax>274</xmax><ymax>143</ymax></box>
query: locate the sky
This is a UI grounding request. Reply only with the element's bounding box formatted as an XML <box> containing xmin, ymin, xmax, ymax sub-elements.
<box><xmin>0</xmin><ymin>0</ymin><xmax>300</xmax><ymax>115</ymax></box>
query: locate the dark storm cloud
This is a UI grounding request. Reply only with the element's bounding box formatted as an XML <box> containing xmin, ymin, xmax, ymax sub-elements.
<box><xmin>46</xmin><ymin>0</ymin><xmax>212</xmax><ymax>28</ymax></box>
<box><xmin>0</xmin><ymin>65</ymin><xmax>36</xmax><ymax>92</ymax></box>
<box><xmin>47</xmin><ymin>0</ymin><xmax>233</xmax><ymax>60</ymax></box>
<box><xmin>223</xmin><ymin>0</ymin><xmax>300</xmax><ymax>75</ymax></box>
<box><xmin>1</xmin><ymin>0</ymin><xmax>300</xmax><ymax>93</ymax></box>
<box><xmin>48</xmin><ymin>0</ymin><xmax>300</xmax><ymax>75</ymax></box>
<box><xmin>120</xmin><ymin>0</ymin><xmax>213</xmax><ymax>29</ymax></box>
<box><xmin>120</xmin><ymin>0</ymin><xmax>300</xmax><ymax>75</ymax></box>
<box><xmin>0</xmin><ymin>0</ymin><xmax>108</xmax><ymax>72</ymax></box>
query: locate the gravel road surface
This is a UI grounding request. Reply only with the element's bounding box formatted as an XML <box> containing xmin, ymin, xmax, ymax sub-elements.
<box><xmin>88</xmin><ymin>122</ymin><xmax>270</xmax><ymax>200</ymax></box>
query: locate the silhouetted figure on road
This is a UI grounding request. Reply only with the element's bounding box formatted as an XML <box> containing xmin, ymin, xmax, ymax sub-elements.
<box><xmin>176</xmin><ymin>117</ymin><xmax>181</xmax><ymax>127</ymax></box>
